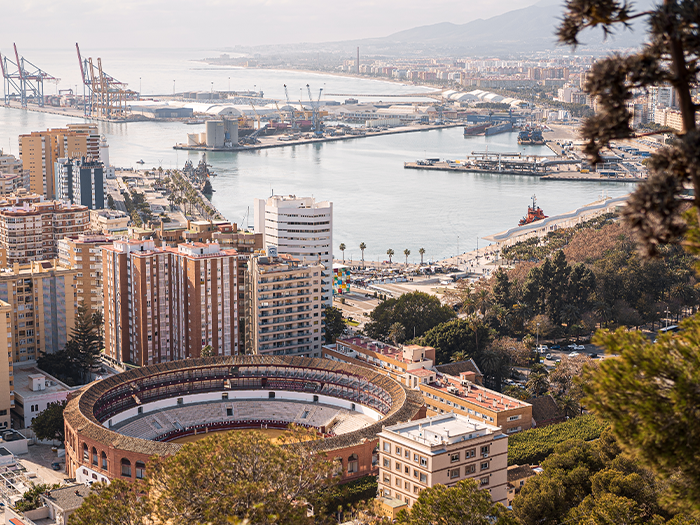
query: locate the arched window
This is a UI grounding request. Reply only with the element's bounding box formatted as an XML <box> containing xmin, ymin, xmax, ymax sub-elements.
<box><xmin>121</xmin><ymin>458</ymin><xmax>131</xmax><ymax>477</ymax></box>
<box><xmin>101</xmin><ymin>451</ymin><xmax>107</xmax><ymax>470</ymax></box>
<box><xmin>348</xmin><ymin>453</ymin><xmax>359</xmax><ymax>474</ymax></box>
<box><xmin>135</xmin><ymin>461</ymin><xmax>146</xmax><ymax>479</ymax></box>
<box><xmin>82</xmin><ymin>443</ymin><xmax>88</xmax><ymax>461</ymax></box>
<box><xmin>92</xmin><ymin>447</ymin><xmax>98</xmax><ymax>466</ymax></box>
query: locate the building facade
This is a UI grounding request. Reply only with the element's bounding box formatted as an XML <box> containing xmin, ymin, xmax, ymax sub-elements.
<box><xmin>90</xmin><ymin>209</ymin><xmax>130</xmax><ymax>234</ymax></box>
<box><xmin>245</xmin><ymin>254</ymin><xmax>325</xmax><ymax>357</ymax></box>
<box><xmin>102</xmin><ymin>240</ymin><xmax>243</xmax><ymax>367</ymax></box>
<box><xmin>0</xmin><ymin>261</ymin><xmax>77</xmax><ymax>362</ymax></box>
<box><xmin>19</xmin><ymin>125</ymin><xmax>100</xmax><ymax>199</ymax></box>
<box><xmin>0</xmin><ymin>301</ymin><xmax>14</xmax><ymax>430</ymax></box>
<box><xmin>0</xmin><ymin>193</ymin><xmax>90</xmax><ymax>266</ymax></box>
<box><xmin>54</xmin><ymin>157</ymin><xmax>105</xmax><ymax>210</ymax></box>
<box><xmin>254</xmin><ymin>195</ymin><xmax>332</xmax><ymax>304</ymax></box>
<box><xmin>58</xmin><ymin>235</ymin><xmax>115</xmax><ymax>313</ymax></box>
<box><xmin>378</xmin><ymin>413</ymin><xmax>509</xmax><ymax>508</ymax></box>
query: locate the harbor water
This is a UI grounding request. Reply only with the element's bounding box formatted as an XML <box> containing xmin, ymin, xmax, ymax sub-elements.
<box><xmin>0</xmin><ymin>49</ymin><xmax>637</xmax><ymax>261</ymax></box>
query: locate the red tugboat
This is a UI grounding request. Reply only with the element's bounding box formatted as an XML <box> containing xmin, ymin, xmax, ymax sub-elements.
<box><xmin>519</xmin><ymin>195</ymin><xmax>548</xmax><ymax>226</ymax></box>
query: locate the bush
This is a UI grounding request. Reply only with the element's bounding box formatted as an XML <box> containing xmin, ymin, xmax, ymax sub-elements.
<box><xmin>314</xmin><ymin>475</ymin><xmax>377</xmax><ymax>516</ymax></box>
<box><xmin>508</xmin><ymin>415</ymin><xmax>608</xmax><ymax>465</ymax></box>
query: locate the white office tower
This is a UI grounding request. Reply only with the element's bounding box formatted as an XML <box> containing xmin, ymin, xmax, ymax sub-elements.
<box><xmin>254</xmin><ymin>195</ymin><xmax>333</xmax><ymax>305</ymax></box>
<box><xmin>99</xmin><ymin>136</ymin><xmax>115</xmax><ymax>179</ymax></box>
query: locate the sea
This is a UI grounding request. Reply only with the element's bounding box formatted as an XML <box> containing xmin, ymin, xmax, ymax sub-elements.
<box><xmin>0</xmin><ymin>48</ymin><xmax>637</xmax><ymax>262</ymax></box>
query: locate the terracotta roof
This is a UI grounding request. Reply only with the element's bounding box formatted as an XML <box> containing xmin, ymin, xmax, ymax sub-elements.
<box><xmin>527</xmin><ymin>395</ymin><xmax>565</xmax><ymax>423</ymax></box>
<box><xmin>507</xmin><ymin>464</ymin><xmax>535</xmax><ymax>482</ymax></box>
<box><xmin>64</xmin><ymin>356</ymin><xmax>424</xmax><ymax>458</ymax></box>
<box><xmin>434</xmin><ymin>359</ymin><xmax>483</xmax><ymax>378</ymax></box>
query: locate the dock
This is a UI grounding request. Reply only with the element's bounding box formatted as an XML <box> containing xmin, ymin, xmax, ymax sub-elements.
<box><xmin>404</xmin><ymin>161</ymin><xmax>543</xmax><ymax>177</ymax></box>
<box><xmin>173</xmin><ymin>122</ymin><xmax>464</xmax><ymax>152</ymax></box>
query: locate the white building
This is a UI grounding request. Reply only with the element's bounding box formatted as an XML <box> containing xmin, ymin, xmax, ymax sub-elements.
<box><xmin>12</xmin><ymin>365</ymin><xmax>74</xmax><ymax>431</ymax></box>
<box><xmin>254</xmin><ymin>195</ymin><xmax>333</xmax><ymax>305</ymax></box>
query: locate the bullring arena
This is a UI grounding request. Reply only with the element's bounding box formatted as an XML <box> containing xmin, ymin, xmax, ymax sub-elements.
<box><xmin>64</xmin><ymin>356</ymin><xmax>425</xmax><ymax>485</ymax></box>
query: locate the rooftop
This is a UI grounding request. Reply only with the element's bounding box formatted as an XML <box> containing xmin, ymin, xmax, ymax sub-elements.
<box><xmin>12</xmin><ymin>364</ymin><xmax>73</xmax><ymax>400</ymax></box>
<box><xmin>425</xmin><ymin>375</ymin><xmax>529</xmax><ymax>413</ymax></box>
<box><xmin>337</xmin><ymin>337</ymin><xmax>433</xmax><ymax>366</ymax></box>
<box><xmin>42</xmin><ymin>484</ymin><xmax>91</xmax><ymax>512</ymax></box>
<box><xmin>382</xmin><ymin>412</ymin><xmax>499</xmax><ymax>448</ymax></box>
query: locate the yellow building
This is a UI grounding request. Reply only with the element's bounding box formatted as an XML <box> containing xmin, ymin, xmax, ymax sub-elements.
<box><xmin>0</xmin><ymin>261</ymin><xmax>78</xmax><ymax>363</ymax></box>
<box><xmin>0</xmin><ymin>300</ymin><xmax>14</xmax><ymax>429</ymax></box>
<box><xmin>19</xmin><ymin>125</ymin><xmax>99</xmax><ymax>199</ymax></box>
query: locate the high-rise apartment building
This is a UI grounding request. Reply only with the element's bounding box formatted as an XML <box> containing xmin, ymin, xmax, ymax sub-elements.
<box><xmin>58</xmin><ymin>234</ymin><xmax>115</xmax><ymax>313</ymax></box>
<box><xmin>254</xmin><ymin>195</ymin><xmax>332</xmax><ymax>304</ymax></box>
<box><xmin>0</xmin><ymin>300</ymin><xmax>14</xmax><ymax>429</ymax></box>
<box><xmin>0</xmin><ymin>193</ymin><xmax>90</xmax><ymax>266</ymax></box>
<box><xmin>0</xmin><ymin>261</ymin><xmax>78</xmax><ymax>363</ymax></box>
<box><xmin>102</xmin><ymin>240</ymin><xmax>243</xmax><ymax>367</ymax></box>
<box><xmin>0</xmin><ymin>151</ymin><xmax>30</xmax><ymax>197</ymax></box>
<box><xmin>245</xmin><ymin>253</ymin><xmax>325</xmax><ymax>357</ymax></box>
<box><xmin>54</xmin><ymin>157</ymin><xmax>105</xmax><ymax>210</ymax></box>
<box><xmin>378</xmin><ymin>413</ymin><xmax>509</xmax><ymax>508</ymax></box>
<box><xmin>19</xmin><ymin>124</ymin><xmax>100</xmax><ymax>198</ymax></box>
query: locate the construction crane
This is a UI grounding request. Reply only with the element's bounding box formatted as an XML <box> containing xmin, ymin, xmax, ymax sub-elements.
<box><xmin>76</xmin><ymin>43</ymin><xmax>136</xmax><ymax>119</ymax></box>
<box><xmin>306</xmin><ymin>84</ymin><xmax>323</xmax><ymax>137</ymax></box>
<box><xmin>0</xmin><ymin>44</ymin><xmax>58</xmax><ymax>107</ymax></box>
<box><xmin>249</xmin><ymin>102</ymin><xmax>262</xmax><ymax>130</ymax></box>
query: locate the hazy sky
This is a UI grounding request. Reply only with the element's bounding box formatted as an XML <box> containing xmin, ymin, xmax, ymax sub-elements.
<box><xmin>5</xmin><ymin>0</ymin><xmax>543</xmax><ymax>49</ymax></box>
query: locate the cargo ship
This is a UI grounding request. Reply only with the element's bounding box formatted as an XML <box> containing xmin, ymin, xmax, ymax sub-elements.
<box><xmin>518</xmin><ymin>127</ymin><xmax>545</xmax><ymax>145</ymax></box>
<box><xmin>484</xmin><ymin>121</ymin><xmax>513</xmax><ymax>136</ymax></box>
<box><xmin>463</xmin><ymin>123</ymin><xmax>490</xmax><ymax>136</ymax></box>
<box><xmin>519</xmin><ymin>195</ymin><xmax>548</xmax><ymax>226</ymax></box>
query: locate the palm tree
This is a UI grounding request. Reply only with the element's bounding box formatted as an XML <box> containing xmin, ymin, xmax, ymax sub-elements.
<box><xmin>404</xmin><ymin>249</ymin><xmax>411</xmax><ymax>266</ymax></box>
<box><xmin>339</xmin><ymin>243</ymin><xmax>346</xmax><ymax>263</ymax></box>
<box><xmin>475</xmin><ymin>289</ymin><xmax>490</xmax><ymax>316</ymax></box>
<box><xmin>451</xmin><ymin>350</ymin><xmax>468</xmax><ymax>363</ymax></box>
<box><xmin>386</xmin><ymin>249</ymin><xmax>394</xmax><ymax>264</ymax></box>
<box><xmin>388</xmin><ymin>322</ymin><xmax>405</xmax><ymax>346</ymax></box>
<box><xmin>526</xmin><ymin>373</ymin><xmax>550</xmax><ymax>398</ymax></box>
<box><xmin>359</xmin><ymin>242</ymin><xmax>366</xmax><ymax>268</ymax></box>
<box><xmin>419</xmin><ymin>247</ymin><xmax>426</xmax><ymax>265</ymax></box>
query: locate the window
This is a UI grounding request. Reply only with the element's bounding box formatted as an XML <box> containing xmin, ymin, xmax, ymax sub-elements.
<box><xmin>481</xmin><ymin>462</ymin><xmax>489</xmax><ymax>471</ymax></box>
<box><xmin>137</xmin><ymin>407</ymin><xmax>143</xmax><ymax>414</ymax></box>
<box><xmin>481</xmin><ymin>446</ymin><xmax>490</xmax><ymax>456</ymax></box>
<box><xmin>405</xmin><ymin>466</ymin><xmax>410</xmax><ymax>474</ymax></box>
<box><xmin>92</xmin><ymin>447</ymin><xmax>98</xmax><ymax>466</ymax></box>
<box><xmin>268</xmin><ymin>392</ymin><xmax>275</xmax><ymax>399</ymax></box>
<box><xmin>136</xmin><ymin>461</ymin><xmax>146</xmax><ymax>479</ymax></box>
<box><xmin>420</xmin><ymin>457</ymin><xmax>427</xmax><ymax>467</ymax></box>
<box><xmin>227</xmin><ymin>408</ymin><xmax>233</xmax><ymax>417</ymax></box>
<box><xmin>414</xmin><ymin>453</ymin><xmax>419</xmax><ymax>462</ymax></box>
<box><xmin>121</xmin><ymin>458</ymin><xmax>132</xmax><ymax>477</ymax></box>
<box><xmin>395</xmin><ymin>462</ymin><xmax>401</xmax><ymax>471</ymax></box>
<box><xmin>101</xmin><ymin>451</ymin><xmax>107</xmax><ymax>470</ymax></box>
<box><xmin>449</xmin><ymin>468</ymin><xmax>460</xmax><ymax>479</ymax></box>
<box><xmin>404</xmin><ymin>450</ymin><xmax>410</xmax><ymax>459</ymax></box>
<box><xmin>383</xmin><ymin>458</ymin><xmax>390</xmax><ymax>468</ymax></box>
<box><xmin>177</xmin><ymin>398</ymin><xmax>183</xmax><ymax>405</ymax></box>
<box><xmin>347</xmin><ymin>454</ymin><xmax>358</xmax><ymax>474</ymax></box>
<box><xmin>383</xmin><ymin>474</ymin><xmax>390</xmax><ymax>483</ymax></box>
<box><xmin>395</xmin><ymin>477</ymin><xmax>401</xmax><ymax>487</ymax></box>
<box><xmin>480</xmin><ymin>477</ymin><xmax>489</xmax><ymax>486</ymax></box>
<box><xmin>395</xmin><ymin>446</ymin><xmax>402</xmax><ymax>455</ymax></box>
<box><xmin>467</xmin><ymin>449</ymin><xmax>476</xmax><ymax>458</ymax></box>
<box><xmin>413</xmin><ymin>485</ymin><xmax>419</xmax><ymax>494</ymax></box>
<box><xmin>508</xmin><ymin>414</ymin><xmax>521</xmax><ymax>421</ymax></box>
<box><xmin>413</xmin><ymin>469</ymin><xmax>419</xmax><ymax>479</ymax></box>
<box><xmin>420</xmin><ymin>473</ymin><xmax>427</xmax><ymax>483</ymax></box>
<box><xmin>82</xmin><ymin>443</ymin><xmax>88</xmax><ymax>461</ymax></box>
<box><xmin>222</xmin><ymin>393</ymin><xmax>229</xmax><ymax>400</ymax></box>
<box><xmin>450</xmin><ymin>452</ymin><xmax>460</xmax><ymax>463</ymax></box>
<box><xmin>383</xmin><ymin>442</ymin><xmax>390</xmax><ymax>452</ymax></box>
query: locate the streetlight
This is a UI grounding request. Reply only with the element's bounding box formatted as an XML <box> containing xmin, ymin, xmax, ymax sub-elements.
<box><xmin>665</xmin><ymin>306</ymin><xmax>670</xmax><ymax>329</ymax></box>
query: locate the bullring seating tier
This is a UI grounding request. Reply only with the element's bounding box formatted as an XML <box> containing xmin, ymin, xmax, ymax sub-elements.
<box><xmin>112</xmin><ymin>399</ymin><xmax>375</xmax><ymax>440</ymax></box>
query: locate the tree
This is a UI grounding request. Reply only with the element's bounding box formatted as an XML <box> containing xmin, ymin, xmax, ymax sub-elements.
<box><xmin>419</xmin><ymin>247</ymin><xmax>426</xmax><ymax>265</ymax></box>
<box><xmin>418</xmin><ymin>317</ymin><xmax>493</xmax><ymax>365</ymax></box>
<box><xmin>359</xmin><ymin>242</ymin><xmax>366</xmax><ymax>268</ymax></box>
<box><xmin>583</xmin><ymin>321</ymin><xmax>700</xmax><ymax>513</ymax></box>
<box><xmin>31</xmin><ymin>401</ymin><xmax>67</xmax><ymax>443</ymax></box>
<box><xmin>525</xmin><ymin>373</ymin><xmax>550</xmax><ymax>398</ymax></box>
<box><xmin>364</xmin><ymin>291</ymin><xmax>456</xmax><ymax>343</ymax></box>
<box><xmin>324</xmin><ymin>306</ymin><xmax>347</xmax><ymax>344</ymax></box>
<box><xmin>339</xmin><ymin>243</ymin><xmax>346</xmax><ymax>263</ymax></box>
<box><xmin>386</xmin><ymin>249</ymin><xmax>394</xmax><ymax>264</ymax></box>
<box><xmin>558</xmin><ymin>0</ymin><xmax>700</xmax><ymax>258</ymax></box>
<box><xmin>397</xmin><ymin>479</ymin><xmax>517</xmax><ymax>525</ymax></box>
<box><xmin>107</xmin><ymin>194</ymin><xmax>116</xmax><ymax>210</ymax></box>
<box><xmin>68</xmin><ymin>303</ymin><xmax>102</xmax><ymax>382</ymax></box>
<box><xmin>69</xmin><ymin>480</ymin><xmax>148</xmax><ymax>525</ymax></box>
<box><xmin>388</xmin><ymin>322</ymin><xmax>405</xmax><ymax>345</ymax></box>
<box><xmin>146</xmin><ymin>428</ymin><xmax>338</xmax><ymax>525</ymax></box>
<box><xmin>403</xmin><ymin>249</ymin><xmax>411</xmax><ymax>266</ymax></box>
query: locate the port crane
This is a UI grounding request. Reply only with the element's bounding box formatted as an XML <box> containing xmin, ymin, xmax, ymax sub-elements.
<box><xmin>306</xmin><ymin>84</ymin><xmax>323</xmax><ymax>137</ymax></box>
<box><xmin>76</xmin><ymin>43</ymin><xmax>136</xmax><ymax>118</ymax></box>
<box><xmin>283</xmin><ymin>84</ymin><xmax>298</xmax><ymax>131</ymax></box>
<box><xmin>0</xmin><ymin>44</ymin><xmax>58</xmax><ymax>107</ymax></box>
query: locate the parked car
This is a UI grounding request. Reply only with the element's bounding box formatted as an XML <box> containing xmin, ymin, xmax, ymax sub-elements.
<box><xmin>568</xmin><ymin>351</ymin><xmax>580</xmax><ymax>358</ymax></box>
<box><xmin>546</xmin><ymin>353</ymin><xmax>552</xmax><ymax>360</ymax></box>
<box><xmin>589</xmin><ymin>353</ymin><xmax>599</xmax><ymax>359</ymax></box>
<box><xmin>551</xmin><ymin>344</ymin><xmax>561</xmax><ymax>350</ymax></box>
<box><xmin>573</xmin><ymin>344</ymin><xmax>585</xmax><ymax>350</ymax></box>
<box><xmin>537</xmin><ymin>345</ymin><xmax>548</xmax><ymax>353</ymax></box>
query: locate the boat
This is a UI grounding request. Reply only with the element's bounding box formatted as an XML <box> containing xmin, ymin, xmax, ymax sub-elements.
<box><xmin>518</xmin><ymin>127</ymin><xmax>545</xmax><ymax>145</ymax></box>
<box><xmin>463</xmin><ymin>123</ymin><xmax>489</xmax><ymax>136</ymax></box>
<box><xmin>519</xmin><ymin>195</ymin><xmax>548</xmax><ymax>226</ymax></box>
<box><xmin>136</xmin><ymin>159</ymin><xmax>145</xmax><ymax>164</ymax></box>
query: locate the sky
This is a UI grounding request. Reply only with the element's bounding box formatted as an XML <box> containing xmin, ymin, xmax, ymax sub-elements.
<box><xmin>3</xmin><ymin>0</ymin><xmax>543</xmax><ymax>49</ymax></box>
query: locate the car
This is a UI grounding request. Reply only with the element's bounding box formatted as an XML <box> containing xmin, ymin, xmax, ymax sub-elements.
<box><xmin>568</xmin><ymin>352</ymin><xmax>579</xmax><ymax>358</ymax></box>
<box><xmin>573</xmin><ymin>344</ymin><xmax>585</xmax><ymax>351</ymax></box>
<box><xmin>567</xmin><ymin>344</ymin><xmax>577</xmax><ymax>349</ymax></box>
<box><xmin>551</xmin><ymin>344</ymin><xmax>561</xmax><ymax>350</ymax></box>
<box><xmin>589</xmin><ymin>353</ymin><xmax>599</xmax><ymax>359</ymax></box>
<box><xmin>537</xmin><ymin>345</ymin><xmax>548</xmax><ymax>352</ymax></box>
<box><xmin>546</xmin><ymin>353</ymin><xmax>552</xmax><ymax>360</ymax></box>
